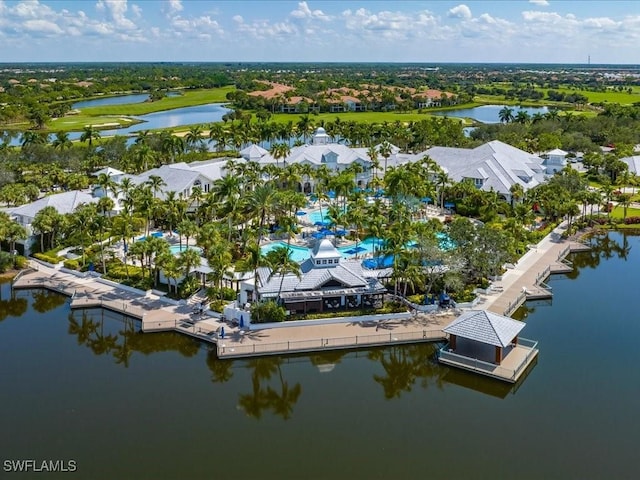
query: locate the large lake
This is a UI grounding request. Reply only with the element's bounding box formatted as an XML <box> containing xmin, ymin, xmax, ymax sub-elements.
<box><xmin>0</xmin><ymin>232</ymin><xmax>638</xmax><ymax>479</ymax></box>
<box><xmin>436</xmin><ymin>104</ymin><xmax>549</xmax><ymax>123</ymax></box>
<box><xmin>2</xmin><ymin>100</ymin><xmax>231</xmax><ymax>146</ymax></box>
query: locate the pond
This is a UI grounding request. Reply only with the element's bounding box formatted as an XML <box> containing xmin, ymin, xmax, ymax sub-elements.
<box><xmin>0</xmin><ymin>232</ymin><xmax>638</xmax><ymax>479</ymax></box>
<box><xmin>436</xmin><ymin>104</ymin><xmax>549</xmax><ymax>123</ymax></box>
<box><xmin>71</xmin><ymin>91</ymin><xmax>181</xmax><ymax>109</ymax></box>
<box><xmin>2</xmin><ymin>102</ymin><xmax>232</xmax><ymax>146</ymax></box>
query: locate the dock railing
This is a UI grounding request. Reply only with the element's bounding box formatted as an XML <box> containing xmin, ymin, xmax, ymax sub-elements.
<box><xmin>218</xmin><ymin>328</ymin><xmax>446</xmax><ymax>357</ymax></box>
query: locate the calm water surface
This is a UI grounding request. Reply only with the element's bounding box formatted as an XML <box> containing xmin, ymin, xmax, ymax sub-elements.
<box><xmin>436</xmin><ymin>104</ymin><xmax>549</xmax><ymax>123</ymax></box>
<box><xmin>1</xmin><ymin>232</ymin><xmax>638</xmax><ymax>479</ymax></box>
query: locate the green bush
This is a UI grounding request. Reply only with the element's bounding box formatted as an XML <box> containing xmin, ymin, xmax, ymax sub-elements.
<box><xmin>251</xmin><ymin>300</ymin><xmax>286</xmax><ymax>323</ymax></box>
<box><xmin>206</xmin><ymin>286</ymin><xmax>237</xmax><ymax>301</ymax></box>
<box><xmin>33</xmin><ymin>252</ymin><xmax>63</xmax><ymax>264</ymax></box>
<box><xmin>450</xmin><ymin>288</ymin><xmax>477</xmax><ymax>303</ymax></box>
<box><xmin>63</xmin><ymin>259</ymin><xmax>81</xmax><ymax>270</ymax></box>
<box><xmin>209</xmin><ymin>300</ymin><xmax>227</xmax><ymax>313</ymax></box>
<box><xmin>0</xmin><ymin>251</ymin><xmax>12</xmax><ymax>273</ymax></box>
<box><xmin>14</xmin><ymin>256</ymin><xmax>28</xmax><ymax>269</ymax></box>
<box><xmin>179</xmin><ymin>276</ymin><xmax>200</xmax><ymax>299</ymax></box>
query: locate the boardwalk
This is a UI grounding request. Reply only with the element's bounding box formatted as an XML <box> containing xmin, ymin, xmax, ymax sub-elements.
<box><xmin>479</xmin><ymin>225</ymin><xmax>590</xmax><ymax>316</ymax></box>
<box><xmin>12</xmin><ymin>221</ymin><xmax>589</xmax><ymax>362</ymax></box>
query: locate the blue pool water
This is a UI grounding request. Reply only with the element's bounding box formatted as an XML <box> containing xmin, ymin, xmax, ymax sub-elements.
<box><xmin>169</xmin><ymin>245</ymin><xmax>203</xmax><ymax>255</ymax></box>
<box><xmin>262</xmin><ymin>238</ymin><xmax>382</xmax><ymax>263</ymax></box>
<box><xmin>261</xmin><ymin>234</ymin><xmax>453</xmax><ymax>266</ymax></box>
<box><xmin>308</xmin><ymin>208</ymin><xmax>331</xmax><ymax>225</ymax></box>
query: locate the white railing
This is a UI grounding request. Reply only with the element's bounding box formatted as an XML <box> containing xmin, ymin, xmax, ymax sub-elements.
<box><xmin>439</xmin><ymin>337</ymin><xmax>538</xmax><ymax>381</ymax></box>
<box><xmin>218</xmin><ymin>328</ymin><xmax>446</xmax><ymax>357</ymax></box>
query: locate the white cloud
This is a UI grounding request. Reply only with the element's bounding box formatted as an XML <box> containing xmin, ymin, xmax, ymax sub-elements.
<box><xmin>23</xmin><ymin>18</ymin><xmax>63</xmax><ymax>35</ymax></box>
<box><xmin>522</xmin><ymin>10</ymin><xmax>563</xmax><ymax>23</ymax></box>
<box><xmin>165</xmin><ymin>0</ymin><xmax>183</xmax><ymax>15</ymax></box>
<box><xmin>96</xmin><ymin>0</ymin><xmax>137</xmax><ymax>30</ymax></box>
<box><xmin>448</xmin><ymin>4</ymin><xmax>472</xmax><ymax>20</ymax></box>
<box><xmin>131</xmin><ymin>4</ymin><xmax>142</xmax><ymax>19</ymax></box>
<box><xmin>291</xmin><ymin>1</ymin><xmax>329</xmax><ymax>21</ymax></box>
<box><xmin>529</xmin><ymin>0</ymin><xmax>550</xmax><ymax>6</ymax></box>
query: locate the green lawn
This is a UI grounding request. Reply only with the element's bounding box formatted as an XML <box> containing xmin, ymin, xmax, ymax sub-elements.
<box><xmin>49</xmin><ymin>115</ymin><xmax>143</xmax><ymax>131</ymax></box>
<box><xmin>78</xmin><ymin>86</ymin><xmax>235</xmax><ymax>116</ymax></box>
<box><xmin>268</xmin><ymin>110</ymin><xmax>468</xmax><ymax>125</ymax></box>
<box><xmin>46</xmin><ymin>86</ymin><xmax>235</xmax><ymax>132</ymax></box>
<box><xmin>610</xmin><ymin>205</ymin><xmax>640</xmax><ymax>219</ymax></box>
<box><xmin>550</xmin><ymin>86</ymin><xmax>640</xmax><ymax>105</ymax></box>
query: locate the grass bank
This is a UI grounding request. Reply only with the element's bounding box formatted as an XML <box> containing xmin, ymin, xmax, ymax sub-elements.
<box><xmin>78</xmin><ymin>87</ymin><xmax>235</xmax><ymax>116</ymax></box>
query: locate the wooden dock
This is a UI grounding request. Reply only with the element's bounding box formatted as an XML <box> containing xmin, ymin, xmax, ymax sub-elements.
<box><xmin>482</xmin><ymin>238</ymin><xmax>590</xmax><ymax>317</ymax></box>
<box><xmin>11</xmin><ymin>225</ymin><xmax>590</xmax><ymax>364</ymax></box>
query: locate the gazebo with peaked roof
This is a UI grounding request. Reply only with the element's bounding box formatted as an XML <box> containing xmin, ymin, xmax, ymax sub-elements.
<box><xmin>439</xmin><ymin>310</ymin><xmax>539</xmax><ymax>383</ymax></box>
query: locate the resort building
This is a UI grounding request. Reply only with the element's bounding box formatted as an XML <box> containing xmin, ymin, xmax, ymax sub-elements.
<box><xmin>241</xmin><ymin>128</ymin><xmax>380</xmax><ymax>193</ymax></box>
<box><xmin>8</xmin><ymin>190</ymin><xmax>98</xmax><ymax>255</ymax></box>
<box><xmin>94</xmin><ymin>159</ymin><xmax>232</xmax><ymax>211</ymax></box>
<box><xmin>422</xmin><ymin>141</ymin><xmax>547</xmax><ymax>203</ymax></box>
<box><xmin>238</xmin><ymin>239</ymin><xmax>389</xmax><ymax>315</ymax></box>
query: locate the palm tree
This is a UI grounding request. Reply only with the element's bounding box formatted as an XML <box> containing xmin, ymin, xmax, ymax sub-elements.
<box><xmin>80</xmin><ymin>126</ymin><xmax>101</xmax><ymax>147</ymax></box>
<box><xmin>379</xmin><ymin>141</ymin><xmax>392</xmax><ymax>174</ymax></box>
<box><xmin>178</xmin><ymin>247</ymin><xmax>202</xmax><ymax>279</ymax></box>
<box><xmin>52</xmin><ymin>131</ymin><xmax>72</xmax><ymax>150</ymax></box>
<box><xmin>498</xmin><ymin>106</ymin><xmax>514</xmax><ymax>124</ymax></box>
<box><xmin>269</xmin><ymin>142</ymin><xmax>291</xmax><ymax>168</ymax></box>
<box><xmin>265</xmin><ymin>244</ymin><xmax>301</xmax><ymax>302</ymax></box>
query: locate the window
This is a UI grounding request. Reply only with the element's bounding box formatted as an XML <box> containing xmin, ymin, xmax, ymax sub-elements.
<box><xmin>474</xmin><ymin>178</ymin><xmax>484</xmax><ymax>188</ymax></box>
<box><xmin>322</xmin><ymin>260</ymin><xmax>327</xmax><ymax>265</ymax></box>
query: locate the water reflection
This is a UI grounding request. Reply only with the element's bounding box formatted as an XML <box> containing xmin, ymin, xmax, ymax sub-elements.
<box><xmin>0</xmin><ymin>279</ymin><xmax>28</xmax><ymax>321</ymax></box>
<box><xmin>66</xmin><ymin>308</ymin><xmax>199</xmax><ymax>367</ymax></box>
<box><xmin>65</xmin><ymin>305</ymin><xmax>524</xmax><ymax>420</ymax></box>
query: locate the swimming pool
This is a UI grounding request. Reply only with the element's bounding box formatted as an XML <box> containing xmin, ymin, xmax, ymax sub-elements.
<box><xmin>169</xmin><ymin>245</ymin><xmax>203</xmax><ymax>255</ymax></box>
<box><xmin>261</xmin><ymin>238</ymin><xmax>382</xmax><ymax>263</ymax></box>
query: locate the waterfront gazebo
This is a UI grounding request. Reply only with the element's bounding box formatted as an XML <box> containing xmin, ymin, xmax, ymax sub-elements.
<box><xmin>439</xmin><ymin>310</ymin><xmax>539</xmax><ymax>382</ymax></box>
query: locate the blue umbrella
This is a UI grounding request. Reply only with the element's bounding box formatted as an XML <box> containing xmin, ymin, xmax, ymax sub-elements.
<box><xmin>314</xmin><ymin>220</ymin><xmax>330</xmax><ymax>227</ymax></box>
<box><xmin>296</xmin><ymin>210</ymin><xmax>307</xmax><ymax>216</ymax></box>
<box><xmin>444</xmin><ymin>202</ymin><xmax>455</xmax><ymax>209</ymax></box>
<box><xmin>334</xmin><ymin>229</ymin><xmax>348</xmax><ymax>236</ymax></box>
<box><xmin>421</xmin><ymin>197</ymin><xmax>432</xmax><ymax>203</ymax></box>
<box><xmin>311</xmin><ymin>231</ymin><xmax>326</xmax><ymax>239</ymax></box>
<box><xmin>327</xmin><ymin>190</ymin><xmax>336</xmax><ymax>199</ymax></box>
<box><xmin>220</xmin><ymin>326</ymin><xmax>225</xmax><ymax>339</ymax></box>
<box><xmin>239</xmin><ymin>315</ymin><xmax>244</xmax><ymax>328</ymax></box>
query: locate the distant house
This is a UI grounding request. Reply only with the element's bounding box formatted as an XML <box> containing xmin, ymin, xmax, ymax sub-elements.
<box><xmin>8</xmin><ymin>191</ymin><xmax>98</xmax><ymax>255</ymax></box>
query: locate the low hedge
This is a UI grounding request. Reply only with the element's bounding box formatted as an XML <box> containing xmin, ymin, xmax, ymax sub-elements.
<box><xmin>289</xmin><ymin>301</ymin><xmax>407</xmax><ymax>321</ymax></box>
<box><xmin>33</xmin><ymin>252</ymin><xmax>64</xmax><ymax>264</ymax></box>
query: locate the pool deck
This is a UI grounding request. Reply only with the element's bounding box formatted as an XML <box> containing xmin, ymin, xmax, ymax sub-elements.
<box><xmin>12</xmin><ymin>221</ymin><xmax>589</xmax><ymax>371</ymax></box>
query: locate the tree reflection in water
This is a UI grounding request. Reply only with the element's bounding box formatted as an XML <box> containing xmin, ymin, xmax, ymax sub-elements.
<box><xmin>31</xmin><ymin>289</ymin><xmax>67</xmax><ymax>313</ymax></box>
<box><xmin>0</xmin><ymin>280</ymin><xmax>28</xmax><ymax>321</ymax></box>
<box><xmin>369</xmin><ymin>344</ymin><xmax>445</xmax><ymax>399</ymax></box>
<box><xmin>67</xmin><ymin>309</ymin><xmax>200</xmax><ymax>367</ymax></box>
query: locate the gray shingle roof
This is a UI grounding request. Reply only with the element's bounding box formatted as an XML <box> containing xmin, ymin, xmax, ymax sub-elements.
<box><xmin>443</xmin><ymin>310</ymin><xmax>526</xmax><ymax>347</ymax></box>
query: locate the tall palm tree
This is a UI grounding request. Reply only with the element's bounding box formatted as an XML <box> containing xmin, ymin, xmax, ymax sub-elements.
<box><xmin>80</xmin><ymin>126</ymin><xmax>101</xmax><ymax>147</ymax></box>
<box><xmin>52</xmin><ymin>131</ymin><xmax>72</xmax><ymax>150</ymax></box>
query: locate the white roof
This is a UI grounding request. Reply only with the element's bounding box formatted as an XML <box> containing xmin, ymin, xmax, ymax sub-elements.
<box><xmin>93</xmin><ymin>167</ymin><xmax>124</xmax><ymax>177</ymax></box>
<box><xmin>424</xmin><ymin>140</ymin><xmax>546</xmax><ymax>196</ymax></box>
<box><xmin>311</xmin><ymin>239</ymin><xmax>342</xmax><ymax>260</ymax></box>
<box><xmin>620</xmin><ymin>156</ymin><xmax>640</xmax><ymax>175</ymax></box>
<box><xmin>546</xmin><ymin>148</ymin><xmax>568</xmax><ymax>156</ymax></box>
<box><xmin>9</xmin><ymin>190</ymin><xmax>98</xmax><ymax>219</ymax></box>
<box><xmin>443</xmin><ymin>310</ymin><xmax>526</xmax><ymax>348</ymax></box>
<box><xmin>240</xmin><ymin>144</ymin><xmax>268</xmax><ymax>160</ymax></box>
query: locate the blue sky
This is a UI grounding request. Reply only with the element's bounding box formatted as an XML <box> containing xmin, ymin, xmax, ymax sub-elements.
<box><xmin>0</xmin><ymin>1</ymin><xmax>638</xmax><ymax>64</ymax></box>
